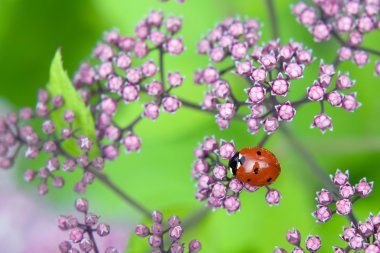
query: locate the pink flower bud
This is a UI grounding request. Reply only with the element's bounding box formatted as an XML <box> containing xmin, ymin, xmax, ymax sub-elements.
<box><xmin>213</xmin><ymin>165</ymin><xmax>227</xmax><ymax>180</ymax></box>
<box><xmin>217</xmin><ymin>140</ymin><xmax>235</xmax><ymax>159</ymax></box>
<box><xmin>312</xmin><ymin>22</ymin><xmax>331</xmax><ymax>41</ymax></box>
<box><xmin>251</xmin><ymin>68</ymin><xmax>267</xmax><ymax>83</ymax></box>
<box><xmin>146</xmin><ymin>81</ymin><xmax>164</xmax><ymax>97</ymax></box>
<box><xmin>144</xmin><ymin>102</ymin><xmax>160</xmax><ymax>120</ymax></box>
<box><xmin>169</xmin><ymin>226</ymin><xmax>183</xmax><ymax>241</ymax></box>
<box><xmin>189</xmin><ymin>240</ymin><xmax>202</xmax><ymax>252</ymax></box>
<box><xmin>342</xmin><ymin>93</ymin><xmax>360</xmax><ymax>112</ymax></box>
<box><xmin>141</xmin><ymin>60</ymin><xmax>158</xmax><ymax>77</ymax></box>
<box><xmin>271</xmin><ymin>74</ymin><xmax>289</xmax><ymax>96</ymax></box>
<box><xmin>118</xmin><ymin>36</ymin><xmax>135</xmax><ymax>51</ymax></box>
<box><xmin>299</xmin><ymin>8</ymin><xmax>317</xmax><ymax>26</ymax></box>
<box><xmin>307</xmin><ymin>84</ymin><xmax>325</xmax><ymax>101</ymax></box>
<box><xmin>327</xmin><ymin>91</ymin><xmax>343</xmax><ymax>107</ymax></box>
<box><xmin>218</xmin><ymin>101</ymin><xmax>235</xmax><ymax>120</ymax></box>
<box><xmin>168</xmin><ymin>72</ymin><xmax>184</xmax><ymax>87</ymax></box>
<box><xmin>74</xmin><ymin>198</ymin><xmax>89</xmax><ymax>213</ymax></box>
<box><xmin>349</xmin><ymin>234</ymin><xmax>364</xmax><ymax>251</ymax></box>
<box><xmin>276</xmin><ymin>101</ymin><xmax>296</xmax><ymax>121</ymax></box>
<box><xmin>260</xmin><ymin>54</ymin><xmax>277</xmax><ymax>70</ymax></box>
<box><xmin>305</xmin><ymin>235</ymin><xmax>322</xmax><ymax>252</ymax></box>
<box><xmin>98</xmin><ymin>62</ymin><xmax>114</xmax><ymax>79</ymax></box>
<box><xmin>100</xmin><ymin>97</ymin><xmax>118</xmax><ymax>115</ymax></box>
<box><xmin>126</xmin><ymin>68</ymin><xmax>142</xmax><ymax>84</ymax></box>
<box><xmin>265</xmin><ymin>189</ymin><xmax>281</xmax><ymax>206</ymax></box>
<box><xmin>311</xmin><ymin>113</ymin><xmax>332</xmax><ymax>133</ymax></box>
<box><xmin>223</xmin><ymin>195</ymin><xmax>241</xmax><ymax>213</ymax></box>
<box><xmin>123</xmin><ymin>133</ymin><xmax>142</xmax><ymax>152</ymax></box>
<box><xmin>336</xmin><ymin>199</ymin><xmax>352</xmax><ymax>215</ymax></box>
<box><xmin>203</xmin><ymin>67</ymin><xmax>219</xmax><ymax>84</ymax></box>
<box><xmin>166</xmin><ymin>38</ymin><xmax>184</xmax><ymax>55</ymax></box>
<box><xmin>210</xmin><ymin>47</ymin><xmax>225</xmax><ymax>62</ymax></box>
<box><xmin>102</xmin><ymin>144</ymin><xmax>119</xmax><ymax>160</ymax></box>
<box><xmin>246</xmin><ymin>116</ymin><xmax>261</xmax><ymax>135</ymax></box>
<box><xmin>285</xmin><ymin>62</ymin><xmax>303</xmax><ymax>79</ymax></box>
<box><xmin>235</xmin><ymin>61</ymin><xmax>252</xmax><ymax>76</ymax></box>
<box><xmin>197</xmin><ymin>39</ymin><xmax>211</xmax><ymax>54</ymax></box>
<box><xmin>115</xmin><ymin>53</ymin><xmax>132</xmax><ymax>69</ymax></box>
<box><xmin>134</xmin><ymin>41</ymin><xmax>148</xmax><ymax>58</ymax></box>
<box><xmin>107</xmin><ymin>75</ymin><xmax>123</xmax><ymax>93</ymax></box>
<box><xmin>339</xmin><ymin>183</ymin><xmax>355</xmax><ymax>198</ymax></box>
<box><xmin>229</xmin><ymin>179</ymin><xmax>243</xmax><ymax>193</ymax></box>
<box><xmin>316</xmin><ymin>189</ymin><xmax>333</xmax><ymax>205</ymax></box>
<box><xmin>341</xmin><ymin>226</ymin><xmax>356</xmax><ymax>241</ymax></box>
<box><xmin>69</xmin><ymin>228</ymin><xmax>83</xmax><ymax>243</ymax></box>
<box><xmin>165</xmin><ymin>16</ymin><xmax>182</xmax><ymax>34</ymax></box>
<box><xmin>356</xmin><ymin>178</ymin><xmax>373</xmax><ymax>198</ymax></box>
<box><xmin>337</xmin><ymin>47</ymin><xmax>352</xmax><ymax>63</ymax></box>
<box><xmin>162</xmin><ymin>96</ymin><xmax>181</xmax><ymax>113</ymax></box>
<box><xmin>286</xmin><ymin>228</ymin><xmax>301</xmax><ymax>245</ymax></box>
<box><xmin>211</xmin><ymin>183</ymin><xmax>227</xmax><ymax>199</ymax></box>
<box><xmin>247</xmin><ymin>85</ymin><xmax>266</xmax><ymax>103</ymax></box>
<box><xmin>353</xmin><ymin>51</ymin><xmax>369</xmax><ymax>67</ymax></box>
<box><xmin>335</xmin><ymin>16</ymin><xmax>354</xmax><ymax>33</ymax></box>
<box><xmin>263</xmin><ymin>117</ymin><xmax>279</xmax><ymax>134</ymax></box>
<box><xmin>313</xmin><ymin>205</ymin><xmax>333</xmax><ymax>223</ymax></box>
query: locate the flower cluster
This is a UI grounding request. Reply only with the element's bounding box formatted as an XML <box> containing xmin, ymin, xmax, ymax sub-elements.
<box><xmin>313</xmin><ymin>169</ymin><xmax>373</xmax><ymax>223</ymax></box>
<box><xmin>196</xmin><ymin>16</ymin><xmax>261</xmax><ymax>62</ymax></box>
<box><xmin>196</xmin><ymin>27</ymin><xmax>360</xmax><ymax>134</ymax></box>
<box><xmin>292</xmin><ymin>0</ymin><xmax>380</xmax><ymax>75</ymax></box>
<box><xmin>192</xmin><ymin>136</ymin><xmax>281</xmax><ymax>214</ymax></box>
<box><xmin>275</xmin><ymin>169</ymin><xmax>377</xmax><ymax>252</ymax></box>
<box><xmin>57</xmin><ymin>198</ymin><xmax>118</xmax><ymax>253</ymax></box>
<box><xmin>74</xmin><ymin>10</ymin><xmax>185</xmax><ymax>159</ymax></box>
<box><xmin>334</xmin><ymin>212</ymin><xmax>380</xmax><ymax>252</ymax></box>
<box><xmin>309</xmin><ymin>63</ymin><xmax>360</xmax><ymax>133</ymax></box>
<box><xmin>274</xmin><ymin>228</ymin><xmax>322</xmax><ymax>253</ymax></box>
<box><xmin>135</xmin><ymin>210</ymin><xmax>201</xmax><ymax>253</ymax></box>
<box><xmin>0</xmin><ymin>89</ymin><xmax>104</xmax><ymax>195</ymax></box>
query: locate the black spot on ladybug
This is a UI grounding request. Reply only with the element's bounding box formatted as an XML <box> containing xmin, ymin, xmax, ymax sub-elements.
<box><xmin>254</xmin><ymin>168</ymin><xmax>259</xmax><ymax>174</ymax></box>
<box><xmin>247</xmin><ymin>178</ymin><xmax>251</xmax><ymax>182</ymax></box>
<box><xmin>266</xmin><ymin>177</ymin><xmax>272</xmax><ymax>182</ymax></box>
<box><xmin>257</xmin><ymin>151</ymin><xmax>262</xmax><ymax>156</ymax></box>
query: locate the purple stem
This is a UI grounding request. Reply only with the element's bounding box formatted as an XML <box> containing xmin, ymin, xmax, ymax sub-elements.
<box><xmin>265</xmin><ymin>0</ymin><xmax>279</xmax><ymax>39</ymax></box>
<box><xmin>258</xmin><ymin>134</ymin><xmax>270</xmax><ymax>147</ymax></box>
<box><xmin>331</xmin><ymin>30</ymin><xmax>380</xmax><ymax>57</ymax></box>
<box><xmin>280</xmin><ymin>126</ymin><xmax>360</xmax><ymax>226</ymax></box>
<box><xmin>86</xmin><ymin>224</ymin><xmax>100</xmax><ymax>253</ymax></box>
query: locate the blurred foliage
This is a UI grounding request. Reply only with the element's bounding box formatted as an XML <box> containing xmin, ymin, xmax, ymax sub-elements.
<box><xmin>0</xmin><ymin>0</ymin><xmax>380</xmax><ymax>252</ymax></box>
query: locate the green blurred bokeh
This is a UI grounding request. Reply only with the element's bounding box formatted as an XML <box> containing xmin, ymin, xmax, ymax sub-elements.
<box><xmin>1</xmin><ymin>0</ymin><xmax>380</xmax><ymax>252</ymax></box>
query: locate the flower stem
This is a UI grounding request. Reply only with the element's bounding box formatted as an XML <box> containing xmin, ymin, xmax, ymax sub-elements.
<box><xmin>280</xmin><ymin>126</ymin><xmax>337</xmax><ymax>193</ymax></box>
<box><xmin>86</xmin><ymin>224</ymin><xmax>100</xmax><ymax>253</ymax></box>
<box><xmin>281</xmin><ymin>126</ymin><xmax>361</xmax><ymax>226</ymax></box>
<box><xmin>265</xmin><ymin>0</ymin><xmax>279</xmax><ymax>39</ymax></box>
<box><xmin>88</xmin><ymin>168</ymin><xmax>152</xmax><ymax>218</ymax></box>
<box><xmin>159</xmin><ymin>46</ymin><xmax>166</xmax><ymax>86</ymax></box>
<box><xmin>258</xmin><ymin>134</ymin><xmax>271</xmax><ymax>147</ymax></box>
<box><xmin>182</xmin><ymin>207</ymin><xmax>209</xmax><ymax>230</ymax></box>
<box><xmin>331</xmin><ymin>29</ymin><xmax>380</xmax><ymax>57</ymax></box>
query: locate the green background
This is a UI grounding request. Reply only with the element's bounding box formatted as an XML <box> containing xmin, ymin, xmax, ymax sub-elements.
<box><xmin>0</xmin><ymin>0</ymin><xmax>380</xmax><ymax>252</ymax></box>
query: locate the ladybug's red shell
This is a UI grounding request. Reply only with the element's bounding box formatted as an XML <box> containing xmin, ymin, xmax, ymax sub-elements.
<box><xmin>229</xmin><ymin>147</ymin><xmax>281</xmax><ymax>187</ymax></box>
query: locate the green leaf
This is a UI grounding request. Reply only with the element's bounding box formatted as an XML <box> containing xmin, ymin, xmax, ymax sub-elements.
<box><xmin>47</xmin><ymin>49</ymin><xmax>99</xmax><ymax>157</ymax></box>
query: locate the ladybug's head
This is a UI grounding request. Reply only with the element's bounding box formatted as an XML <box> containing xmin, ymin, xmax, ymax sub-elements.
<box><xmin>228</xmin><ymin>152</ymin><xmax>244</xmax><ymax>176</ymax></box>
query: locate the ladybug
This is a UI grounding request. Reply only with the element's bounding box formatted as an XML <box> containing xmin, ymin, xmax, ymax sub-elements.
<box><xmin>228</xmin><ymin>147</ymin><xmax>281</xmax><ymax>187</ymax></box>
